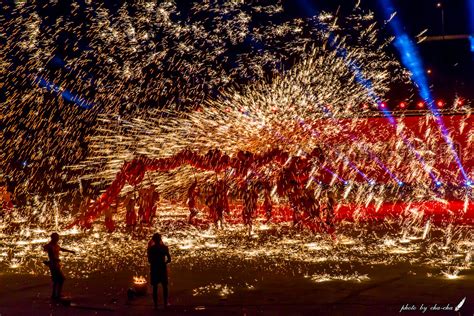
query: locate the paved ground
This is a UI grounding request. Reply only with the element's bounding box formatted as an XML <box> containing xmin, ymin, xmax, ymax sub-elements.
<box><xmin>1</xmin><ymin>205</ymin><xmax>473</xmax><ymax>315</ymax></box>
<box><xmin>1</xmin><ymin>262</ymin><xmax>473</xmax><ymax>316</ymax></box>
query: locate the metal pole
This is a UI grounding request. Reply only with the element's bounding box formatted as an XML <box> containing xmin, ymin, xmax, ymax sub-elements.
<box><xmin>441</xmin><ymin>8</ymin><xmax>445</xmax><ymax>39</ymax></box>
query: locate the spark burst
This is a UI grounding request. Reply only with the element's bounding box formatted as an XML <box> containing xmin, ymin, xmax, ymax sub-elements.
<box><xmin>72</xmin><ymin>5</ymin><xmax>405</xmax><ymax>199</ymax></box>
<box><xmin>0</xmin><ymin>1</ymin><xmax>472</xmax><ymax>284</ymax></box>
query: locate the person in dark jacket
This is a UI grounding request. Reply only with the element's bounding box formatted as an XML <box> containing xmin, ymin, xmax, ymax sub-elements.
<box><xmin>147</xmin><ymin>233</ymin><xmax>171</xmax><ymax>309</ymax></box>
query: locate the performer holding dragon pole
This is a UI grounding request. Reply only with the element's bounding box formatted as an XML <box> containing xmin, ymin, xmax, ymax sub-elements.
<box><xmin>187</xmin><ymin>180</ymin><xmax>199</xmax><ymax>224</ymax></box>
<box><xmin>263</xmin><ymin>181</ymin><xmax>273</xmax><ymax>223</ymax></box>
<box><xmin>242</xmin><ymin>181</ymin><xmax>258</xmax><ymax>234</ymax></box>
<box><xmin>215</xmin><ymin>179</ymin><xmax>230</xmax><ymax>228</ymax></box>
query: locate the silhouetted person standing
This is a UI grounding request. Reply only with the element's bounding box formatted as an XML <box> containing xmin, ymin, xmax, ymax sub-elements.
<box><xmin>43</xmin><ymin>232</ymin><xmax>75</xmax><ymax>300</ymax></box>
<box><xmin>147</xmin><ymin>233</ymin><xmax>171</xmax><ymax>309</ymax></box>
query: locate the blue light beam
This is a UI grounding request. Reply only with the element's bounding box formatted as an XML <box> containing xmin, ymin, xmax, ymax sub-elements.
<box><xmin>379</xmin><ymin>0</ymin><xmax>470</xmax><ymax>183</ymax></box>
<box><xmin>469</xmin><ymin>0</ymin><xmax>474</xmax><ymax>52</ymax></box>
<box><xmin>34</xmin><ymin>76</ymin><xmax>93</xmax><ymax>110</ymax></box>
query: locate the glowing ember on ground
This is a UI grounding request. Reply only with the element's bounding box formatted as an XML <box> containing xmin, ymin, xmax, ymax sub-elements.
<box><xmin>306</xmin><ymin>272</ymin><xmax>370</xmax><ymax>283</ymax></box>
<box><xmin>0</xmin><ymin>203</ymin><xmax>471</xmax><ymax>281</ymax></box>
<box><xmin>193</xmin><ymin>283</ymin><xmax>235</xmax><ymax>297</ymax></box>
<box><xmin>133</xmin><ymin>276</ymin><xmax>147</xmax><ymax>285</ymax></box>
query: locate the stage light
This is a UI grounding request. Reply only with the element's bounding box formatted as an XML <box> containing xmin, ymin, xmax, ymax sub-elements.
<box><xmin>436</xmin><ymin>100</ymin><xmax>444</xmax><ymax>107</ymax></box>
<box><xmin>436</xmin><ymin>2</ymin><xmax>442</xmax><ymax>8</ymax></box>
<box><xmin>369</xmin><ymin>179</ymin><xmax>376</xmax><ymax>185</ymax></box>
<box><xmin>397</xmin><ymin>181</ymin><xmax>404</xmax><ymax>186</ymax></box>
<box><xmin>417</xmin><ymin>101</ymin><xmax>424</xmax><ymax>108</ymax></box>
<box><xmin>379</xmin><ymin>102</ymin><xmax>387</xmax><ymax>108</ymax></box>
<box><xmin>380</xmin><ymin>0</ymin><xmax>471</xmax><ymax>185</ymax></box>
<box><xmin>456</xmin><ymin>99</ymin><xmax>464</xmax><ymax>106</ymax></box>
<box><xmin>427</xmin><ymin>69</ymin><xmax>432</xmax><ymax>74</ymax></box>
<box><xmin>399</xmin><ymin>102</ymin><xmax>406</xmax><ymax>108</ymax></box>
<box><xmin>466</xmin><ymin>180</ymin><xmax>473</xmax><ymax>187</ymax></box>
<box><xmin>435</xmin><ymin>181</ymin><xmax>442</xmax><ymax>187</ymax></box>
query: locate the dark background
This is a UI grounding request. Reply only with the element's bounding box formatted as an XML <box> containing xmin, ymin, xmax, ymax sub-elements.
<box><xmin>4</xmin><ymin>0</ymin><xmax>473</xmax><ymax>101</ymax></box>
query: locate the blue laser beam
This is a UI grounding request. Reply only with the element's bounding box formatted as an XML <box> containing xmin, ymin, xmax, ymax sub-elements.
<box><xmin>379</xmin><ymin>0</ymin><xmax>471</xmax><ymax>184</ymax></box>
<box><xmin>344</xmin><ymin>157</ymin><xmax>371</xmax><ymax>182</ymax></box>
<box><xmin>34</xmin><ymin>76</ymin><xmax>93</xmax><ymax>110</ymax></box>
<box><xmin>469</xmin><ymin>0</ymin><xmax>474</xmax><ymax>52</ymax></box>
<box><xmin>239</xmin><ymin>105</ymin><xmax>347</xmax><ymax>186</ymax></box>
<box><xmin>323</xmin><ymin>167</ymin><xmax>347</xmax><ymax>184</ymax></box>
<box><xmin>319</xmin><ymin>24</ymin><xmax>437</xmax><ymax>184</ymax></box>
<box><xmin>320</xmin><ymin>106</ymin><xmax>404</xmax><ymax>184</ymax></box>
<box><xmin>298</xmin><ymin>118</ymin><xmax>375</xmax><ymax>184</ymax></box>
<box><xmin>316</xmin><ymin>1</ymin><xmax>451</xmax><ymax>185</ymax></box>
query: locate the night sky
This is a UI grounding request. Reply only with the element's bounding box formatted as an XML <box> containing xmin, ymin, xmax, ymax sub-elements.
<box><xmin>286</xmin><ymin>0</ymin><xmax>474</xmax><ymax>100</ymax></box>
<box><xmin>4</xmin><ymin>0</ymin><xmax>473</xmax><ymax>99</ymax></box>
